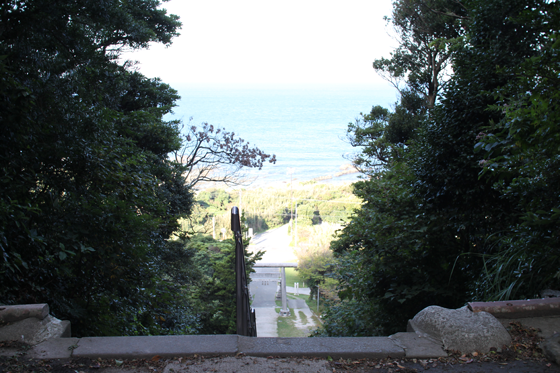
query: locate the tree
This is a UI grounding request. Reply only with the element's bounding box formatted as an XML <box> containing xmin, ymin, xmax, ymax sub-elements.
<box><xmin>323</xmin><ymin>0</ymin><xmax>559</xmax><ymax>337</ymax></box>
<box><xmin>294</xmin><ymin>223</ymin><xmax>340</xmax><ymax>301</ymax></box>
<box><xmin>374</xmin><ymin>0</ymin><xmax>466</xmax><ymax>108</ymax></box>
<box><xmin>184</xmin><ymin>233</ymin><xmax>263</xmax><ymax>334</ymax></box>
<box><xmin>473</xmin><ymin>1</ymin><xmax>560</xmax><ymax>300</ymax></box>
<box><xmin>410</xmin><ymin>0</ymin><xmax>553</xmax><ymax>299</ymax></box>
<box><xmin>175</xmin><ymin>121</ymin><xmax>277</xmax><ymax>188</ymax></box>
<box><xmin>346</xmin><ymin>0</ymin><xmax>465</xmax><ymax>175</ymax></box>
<box><xmin>0</xmin><ymin>0</ymin><xmax>197</xmax><ymax>336</ymax></box>
<box><xmin>346</xmin><ymin>90</ymin><xmax>427</xmax><ymax>173</ymax></box>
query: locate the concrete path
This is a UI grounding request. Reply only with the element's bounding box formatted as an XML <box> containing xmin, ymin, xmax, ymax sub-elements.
<box><xmin>248</xmin><ymin>224</ymin><xmax>296</xmax><ymax>263</ymax></box>
<box><xmin>286</xmin><ymin>285</ymin><xmax>310</xmax><ymax>295</ymax></box>
<box><xmin>252</xmin><ymin>308</ymin><xmax>278</xmax><ymax>337</ymax></box>
<box><xmin>249</xmin><ymin>277</ymin><xmax>278</xmax><ymax>308</ymax></box>
<box><xmin>249</xmin><ymin>277</ymin><xmax>279</xmax><ymax>337</ymax></box>
<box><xmin>248</xmin><ymin>225</ymin><xmax>307</xmax><ymax>338</ymax></box>
<box><xmin>287</xmin><ymin>297</ymin><xmax>317</xmax><ymax>336</ymax></box>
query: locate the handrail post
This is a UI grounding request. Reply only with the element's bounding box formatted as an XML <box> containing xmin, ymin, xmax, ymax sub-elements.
<box><xmin>231</xmin><ymin>206</ymin><xmax>257</xmax><ymax>337</ymax></box>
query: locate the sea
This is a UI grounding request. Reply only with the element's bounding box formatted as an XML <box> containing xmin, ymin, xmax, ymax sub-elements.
<box><xmin>168</xmin><ymin>83</ymin><xmax>397</xmax><ymax>188</ymax></box>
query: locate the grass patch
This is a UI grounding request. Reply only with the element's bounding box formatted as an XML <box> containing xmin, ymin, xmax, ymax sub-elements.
<box><xmin>299</xmin><ymin>310</ymin><xmax>308</xmax><ymax>324</ymax></box>
<box><xmin>276</xmin><ymin>307</ymin><xmax>310</xmax><ymax>337</ymax></box>
<box><xmin>291</xmin><ymin>294</ymin><xmax>325</xmax><ymax>324</ymax></box>
<box><xmin>284</xmin><ymin>267</ymin><xmax>301</xmax><ymax>287</ymax></box>
<box><xmin>275</xmin><ymin>294</ymin><xmax>320</xmax><ymax>336</ymax></box>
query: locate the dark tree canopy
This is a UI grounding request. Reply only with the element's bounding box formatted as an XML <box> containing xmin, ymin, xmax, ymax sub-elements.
<box><xmin>1</xmin><ymin>0</ymin><xmax>276</xmax><ymax>337</ymax></box>
<box><xmin>0</xmin><ymin>0</ymin><xmax>196</xmax><ymax>336</ymax></box>
<box><xmin>322</xmin><ymin>0</ymin><xmax>560</xmax><ymax>337</ymax></box>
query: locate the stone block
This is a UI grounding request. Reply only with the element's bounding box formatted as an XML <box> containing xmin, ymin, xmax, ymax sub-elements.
<box><xmin>542</xmin><ymin>333</ymin><xmax>560</xmax><ymax>365</ymax></box>
<box><xmin>0</xmin><ymin>304</ymin><xmax>49</xmax><ymax>323</ymax></box>
<box><xmin>72</xmin><ymin>335</ymin><xmax>238</xmax><ymax>359</ymax></box>
<box><xmin>498</xmin><ymin>316</ymin><xmax>560</xmax><ymax>339</ymax></box>
<box><xmin>389</xmin><ymin>332</ymin><xmax>447</xmax><ymax>359</ymax></box>
<box><xmin>408</xmin><ymin>305</ymin><xmax>511</xmax><ymax>354</ymax></box>
<box><xmin>0</xmin><ymin>315</ymin><xmax>71</xmax><ymax>345</ymax></box>
<box><xmin>238</xmin><ymin>336</ymin><xmax>405</xmax><ymax>359</ymax></box>
<box><xmin>29</xmin><ymin>338</ymin><xmax>79</xmax><ymax>359</ymax></box>
<box><xmin>469</xmin><ymin>298</ymin><xmax>560</xmax><ymax>319</ymax></box>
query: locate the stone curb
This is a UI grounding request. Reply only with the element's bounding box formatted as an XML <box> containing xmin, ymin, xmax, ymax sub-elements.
<box><xmin>389</xmin><ymin>332</ymin><xmax>447</xmax><ymax>359</ymax></box>
<box><xmin>18</xmin><ymin>334</ymin><xmax>449</xmax><ymax>361</ymax></box>
<box><xmin>0</xmin><ymin>304</ymin><xmax>49</xmax><ymax>323</ymax></box>
<box><xmin>469</xmin><ymin>298</ymin><xmax>560</xmax><ymax>319</ymax></box>
<box><xmin>238</xmin><ymin>336</ymin><xmax>406</xmax><ymax>359</ymax></box>
<box><xmin>28</xmin><ymin>337</ymin><xmax>79</xmax><ymax>359</ymax></box>
<box><xmin>71</xmin><ymin>335</ymin><xmax>239</xmax><ymax>359</ymax></box>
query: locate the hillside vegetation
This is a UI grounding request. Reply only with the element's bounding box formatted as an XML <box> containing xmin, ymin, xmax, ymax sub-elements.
<box><xmin>178</xmin><ymin>181</ymin><xmax>361</xmax><ymax>239</ymax></box>
<box><xmin>317</xmin><ymin>0</ymin><xmax>560</xmax><ymax>337</ymax></box>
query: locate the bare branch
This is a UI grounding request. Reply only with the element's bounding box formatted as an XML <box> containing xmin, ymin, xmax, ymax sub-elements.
<box><xmin>420</xmin><ymin>0</ymin><xmax>471</xmax><ymax>21</ymax></box>
<box><xmin>174</xmin><ymin>120</ymin><xmax>277</xmax><ymax>189</ymax></box>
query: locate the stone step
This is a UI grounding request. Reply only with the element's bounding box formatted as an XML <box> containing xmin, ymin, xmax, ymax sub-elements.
<box><xmin>25</xmin><ymin>333</ymin><xmax>446</xmax><ymax>360</ymax></box>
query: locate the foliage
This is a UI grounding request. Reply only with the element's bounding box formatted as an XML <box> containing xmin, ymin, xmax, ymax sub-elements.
<box><xmin>294</xmin><ymin>223</ymin><xmax>340</xmax><ymax>301</ymax></box>
<box><xmin>185</xmin><ymin>234</ymin><xmax>263</xmax><ymax>334</ymax></box>
<box><xmin>326</xmin><ymin>163</ymin><xmax>475</xmax><ymax>336</ymax></box>
<box><xmin>374</xmin><ymin>0</ymin><xmax>466</xmax><ymax>107</ymax></box>
<box><xmin>197</xmin><ymin>189</ymin><xmax>233</xmax><ymax>214</ymax></box>
<box><xmin>346</xmin><ymin>90</ymin><xmax>426</xmax><ymax>172</ymax></box>
<box><xmin>0</xmin><ymin>0</ymin><xmax>280</xmax><ymax>337</ymax></box>
<box><xmin>323</xmin><ymin>0</ymin><xmax>560</xmax><ymax>337</ymax></box>
<box><xmin>0</xmin><ymin>0</ymin><xmax>195</xmax><ymax>336</ymax></box>
<box><xmin>473</xmin><ymin>2</ymin><xmax>560</xmax><ymax>300</ymax></box>
<box><xmin>179</xmin><ymin>183</ymin><xmax>361</xmax><ymax>238</ymax></box>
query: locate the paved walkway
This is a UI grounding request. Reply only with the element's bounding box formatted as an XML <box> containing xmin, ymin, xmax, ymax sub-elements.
<box><xmin>286</xmin><ymin>285</ymin><xmax>310</xmax><ymax>295</ymax></box>
<box><xmin>248</xmin><ymin>224</ymin><xmax>296</xmax><ymax>263</ymax></box>
<box><xmin>248</xmin><ymin>225</ymin><xmax>314</xmax><ymax>337</ymax></box>
<box><xmin>250</xmin><ymin>276</ymin><xmax>278</xmax><ymax>308</ymax></box>
<box><xmin>249</xmin><ymin>277</ymin><xmax>278</xmax><ymax>337</ymax></box>
<box><xmin>287</xmin><ymin>297</ymin><xmax>316</xmax><ymax>335</ymax></box>
<box><xmin>252</xmin><ymin>308</ymin><xmax>278</xmax><ymax>337</ymax></box>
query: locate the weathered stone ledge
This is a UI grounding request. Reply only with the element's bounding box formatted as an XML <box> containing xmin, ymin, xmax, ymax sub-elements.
<box><xmin>469</xmin><ymin>298</ymin><xmax>560</xmax><ymax>319</ymax></box>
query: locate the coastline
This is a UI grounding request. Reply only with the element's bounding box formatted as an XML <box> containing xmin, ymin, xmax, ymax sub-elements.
<box><xmin>193</xmin><ymin>164</ymin><xmax>362</xmax><ymax>191</ymax></box>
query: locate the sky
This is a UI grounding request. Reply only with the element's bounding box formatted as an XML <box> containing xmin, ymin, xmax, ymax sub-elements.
<box><xmin>124</xmin><ymin>0</ymin><xmax>397</xmax><ymax>85</ymax></box>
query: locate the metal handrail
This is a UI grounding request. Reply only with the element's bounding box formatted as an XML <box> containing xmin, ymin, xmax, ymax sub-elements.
<box><xmin>231</xmin><ymin>206</ymin><xmax>257</xmax><ymax>337</ymax></box>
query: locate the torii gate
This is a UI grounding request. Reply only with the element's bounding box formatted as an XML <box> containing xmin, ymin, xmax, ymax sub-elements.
<box><xmin>253</xmin><ymin>262</ymin><xmax>297</xmax><ymax>316</ymax></box>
